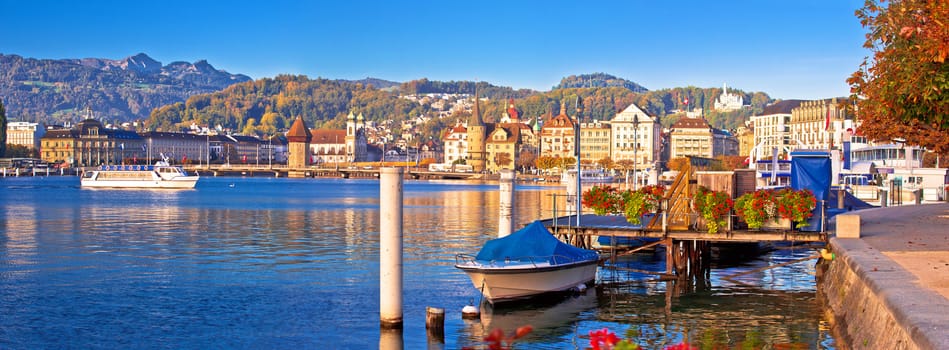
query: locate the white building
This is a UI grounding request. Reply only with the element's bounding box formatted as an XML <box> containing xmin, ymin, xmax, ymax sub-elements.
<box><xmin>788</xmin><ymin>98</ymin><xmax>853</xmax><ymax>150</ymax></box>
<box><xmin>6</xmin><ymin>121</ymin><xmax>45</xmax><ymax>150</ymax></box>
<box><xmin>442</xmin><ymin>123</ymin><xmax>468</xmax><ymax>165</ymax></box>
<box><xmin>713</xmin><ymin>83</ymin><xmax>745</xmax><ymax>111</ymax></box>
<box><xmin>751</xmin><ymin>100</ymin><xmax>803</xmax><ymax>163</ymax></box>
<box><xmin>610</xmin><ymin>103</ymin><xmax>662</xmax><ymax>184</ymax></box>
<box><xmin>309</xmin><ymin>129</ymin><xmax>347</xmax><ymax>165</ymax></box>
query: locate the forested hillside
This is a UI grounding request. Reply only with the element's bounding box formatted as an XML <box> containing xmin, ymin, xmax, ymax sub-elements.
<box><xmin>146</xmin><ymin>73</ymin><xmax>771</xmax><ymax>137</ymax></box>
<box><xmin>145</xmin><ymin>75</ymin><xmax>432</xmax><ymax>134</ymax></box>
<box><xmin>554</xmin><ymin>73</ymin><xmax>648</xmax><ymax>92</ymax></box>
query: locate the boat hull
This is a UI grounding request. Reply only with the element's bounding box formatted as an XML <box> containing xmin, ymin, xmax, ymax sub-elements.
<box><xmin>456</xmin><ymin>260</ymin><xmax>598</xmax><ymax>303</ymax></box>
<box><xmin>80</xmin><ymin>170</ymin><xmax>199</xmax><ymax>189</ymax></box>
<box><xmin>80</xmin><ymin>177</ymin><xmax>199</xmax><ymax>189</ymax></box>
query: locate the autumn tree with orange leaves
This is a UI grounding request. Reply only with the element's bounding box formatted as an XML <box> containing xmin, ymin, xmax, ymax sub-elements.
<box><xmin>848</xmin><ymin>0</ymin><xmax>949</xmax><ymax>154</ymax></box>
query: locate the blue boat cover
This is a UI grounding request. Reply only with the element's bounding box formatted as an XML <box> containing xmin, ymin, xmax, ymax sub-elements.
<box><xmin>475</xmin><ymin>221</ymin><xmax>598</xmax><ymax>264</ymax></box>
<box><xmin>791</xmin><ymin>150</ymin><xmax>831</xmax><ymax>231</ymax></box>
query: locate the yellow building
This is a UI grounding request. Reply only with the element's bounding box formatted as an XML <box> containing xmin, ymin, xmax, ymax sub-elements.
<box><xmin>40</xmin><ymin>119</ymin><xmax>143</xmax><ymax>167</ymax></box>
<box><xmin>669</xmin><ymin>116</ymin><xmax>738</xmax><ymax>159</ymax></box>
<box><xmin>486</xmin><ymin>122</ymin><xmax>535</xmax><ymax>173</ymax></box>
<box><xmin>579</xmin><ymin>120</ymin><xmax>611</xmax><ymax>165</ymax></box>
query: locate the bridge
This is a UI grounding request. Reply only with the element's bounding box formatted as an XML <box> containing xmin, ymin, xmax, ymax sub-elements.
<box><xmin>181</xmin><ymin>164</ymin><xmax>485</xmax><ymax>180</ymax></box>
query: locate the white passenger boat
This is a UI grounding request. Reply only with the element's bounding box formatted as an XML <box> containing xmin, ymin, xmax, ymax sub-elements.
<box><xmin>80</xmin><ymin>159</ymin><xmax>199</xmax><ymax>189</ymax></box>
<box><xmin>455</xmin><ymin>221</ymin><xmax>599</xmax><ymax>303</ymax></box>
<box><xmin>562</xmin><ymin>169</ymin><xmax>615</xmax><ymax>184</ymax></box>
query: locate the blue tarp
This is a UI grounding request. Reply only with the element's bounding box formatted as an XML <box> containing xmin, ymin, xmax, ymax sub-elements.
<box><xmin>791</xmin><ymin>150</ymin><xmax>832</xmax><ymax>231</ymax></box>
<box><xmin>475</xmin><ymin>221</ymin><xmax>598</xmax><ymax>264</ymax></box>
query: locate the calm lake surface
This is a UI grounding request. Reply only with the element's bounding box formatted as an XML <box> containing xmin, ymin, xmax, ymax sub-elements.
<box><xmin>0</xmin><ymin>175</ymin><xmax>836</xmax><ymax>349</ymax></box>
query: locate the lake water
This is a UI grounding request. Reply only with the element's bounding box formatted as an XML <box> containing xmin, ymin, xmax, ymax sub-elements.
<box><xmin>0</xmin><ymin>175</ymin><xmax>836</xmax><ymax>349</ymax></box>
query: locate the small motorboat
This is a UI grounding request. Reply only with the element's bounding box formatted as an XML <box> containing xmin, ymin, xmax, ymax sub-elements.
<box><xmin>455</xmin><ymin>221</ymin><xmax>600</xmax><ymax>303</ymax></box>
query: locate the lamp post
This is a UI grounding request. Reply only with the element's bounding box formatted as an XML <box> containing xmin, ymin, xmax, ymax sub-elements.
<box><xmin>632</xmin><ymin>114</ymin><xmax>640</xmax><ymax>190</ymax></box>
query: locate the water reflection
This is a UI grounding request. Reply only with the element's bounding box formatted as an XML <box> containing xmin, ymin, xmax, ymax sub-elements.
<box><xmin>469</xmin><ymin>290</ymin><xmax>597</xmax><ymax>345</ymax></box>
<box><xmin>0</xmin><ymin>176</ymin><xmax>833</xmax><ymax>349</ymax></box>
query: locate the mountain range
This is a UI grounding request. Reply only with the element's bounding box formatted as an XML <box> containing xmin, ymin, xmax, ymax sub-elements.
<box><xmin>0</xmin><ymin>53</ymin><xmax>763</xmax><ymax>134</ymax></box>
<box><xmin>0</xmin><ymin>53</ymin><xmax>251</xmax><ymax>123</ymax></box>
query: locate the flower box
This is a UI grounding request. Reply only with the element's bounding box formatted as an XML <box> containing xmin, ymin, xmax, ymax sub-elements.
<box><xmin>760</xmin><ymin>217</ymin><xmax>791</xmax><ymax>230</ymax></box>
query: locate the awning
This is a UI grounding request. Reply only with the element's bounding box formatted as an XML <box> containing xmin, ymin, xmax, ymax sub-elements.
<box><xmin>849</xmin><ymin>162</ymin><xmax>876</xmax><ymax>174</ymax></box>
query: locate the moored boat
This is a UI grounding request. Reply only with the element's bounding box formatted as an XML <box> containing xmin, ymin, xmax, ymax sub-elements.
<box><xmin>561</xmin><ymin>169</ymin><xmax>615</xmax><ymax>184</ymax></box>
<box><xmin>455</xmin><ymin>221</ymin><xmax>599</xmax><ymax>303</ymax></box>
<box><xmin>80</xmin><ymin>159</ymin><xmax>199</xmax><ymax>189</ymax></box>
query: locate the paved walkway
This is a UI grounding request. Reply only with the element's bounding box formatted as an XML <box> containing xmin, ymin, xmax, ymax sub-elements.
<box><xmin>831</xmin><ymin>203</ymin><xmax>949</xmax><ymax>349</ymax></box>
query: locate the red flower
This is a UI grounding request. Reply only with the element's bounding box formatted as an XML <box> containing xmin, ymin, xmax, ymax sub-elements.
<box><xmin>664</xmin><ymin>344</ymin><xmax>698</xmax><ymax>350</ymax></box>
<box><xmin>589</xmin><ymin>328</ymin><xmax>620</xmax><ymax>350</ymax></box>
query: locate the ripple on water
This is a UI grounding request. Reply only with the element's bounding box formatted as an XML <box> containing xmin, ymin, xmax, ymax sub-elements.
<box><xmin>0</xmin><ymin>177</ymin><xmax>835</xmax><ymax>349</ymax></box>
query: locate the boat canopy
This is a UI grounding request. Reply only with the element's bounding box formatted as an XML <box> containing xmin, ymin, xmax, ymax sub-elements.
<box><xmin>475</xmin><ymin>221</ymin><xmax>598</xmax><ymax>264</ymax></box>
<box><xmin>790</xmin><ymin>149</ymin><xmax>832</xmax><ymax>231</ymax></box>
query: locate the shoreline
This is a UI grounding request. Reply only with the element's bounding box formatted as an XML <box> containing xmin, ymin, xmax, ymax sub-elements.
<box><xmin>820</xmin><ymin>203</ymin><xmax>949</xmax><ymax>349</ymax></box>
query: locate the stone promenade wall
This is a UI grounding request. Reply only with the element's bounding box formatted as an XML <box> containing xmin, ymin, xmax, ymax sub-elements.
<box><xmin>819</xmin><ymin>239</ymin><xmax>923</xmax><ymax>350</ymax></box>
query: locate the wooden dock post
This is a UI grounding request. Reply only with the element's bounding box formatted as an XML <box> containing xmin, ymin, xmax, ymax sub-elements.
<box><xmin>426</xmin><ymin>306</ymin><xmax>445</xmax><ymax>343</ymax></box>
<box><xmin>379</xmin><ymin>168</ymin><xmax>404</xmax><ymax>329</ymax></box>
<box><xmin>498</xmin><ymin>169</ymin><xmax>515</xmax><ymax>237</ymax></box>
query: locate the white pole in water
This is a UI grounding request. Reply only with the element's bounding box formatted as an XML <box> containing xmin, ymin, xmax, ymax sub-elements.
<box><xmin>379</xmin><ymin>328</ymin><xmax>404</xmax><ymax>350</ymax></box>
<box><xmin>379</xmin><ymin>167</ymin><xmax>404</xmax><ymax>329</ymax></box>
<box><xmin>499</xmin><ymin>169</ymin><xmax>516</xmax><ymax>237</ymax></box>
<box><xmin>565</xmin><ymin>169</ymin><xmax>578</xmax><ymax>218</ymax></box>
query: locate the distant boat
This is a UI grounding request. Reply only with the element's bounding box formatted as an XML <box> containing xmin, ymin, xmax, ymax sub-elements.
<box><xmin>455</xmin><ymin>221</ymin><xmax>599</xmax><ymax>303</ymax></box>
<box><xmin>81</xmin><ymin>158</ymin><xmax>199</xmax><ymax>189</ymax></box>
<box><xmin>561</xmin><ymin>169</ymin><xmax>615</xmax><ymax>184</ymax></box>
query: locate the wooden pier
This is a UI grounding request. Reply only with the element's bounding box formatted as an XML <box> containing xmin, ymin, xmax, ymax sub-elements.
<box><xmin>541</xmin><ymin>213</ymin><xmax>826</xmax><ymax>279</ymax></box>
<box><xmin>544</xmin><ymin>159</ymin><xmax>827</xmax><ymax>280</ymax></box>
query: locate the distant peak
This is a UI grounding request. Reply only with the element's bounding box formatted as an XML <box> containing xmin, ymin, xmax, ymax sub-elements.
<box><xmin>129</xmin><ymin>52</ymin><xmax>154</xmax><ymax>60</ymax></box>
<box><xmin>122</xmin><ymin>53</ymin><xmax>161</xmax><ymax>73</ymax></box>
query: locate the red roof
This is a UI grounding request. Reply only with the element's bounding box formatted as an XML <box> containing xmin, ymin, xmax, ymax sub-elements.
<box><xmin>286</xmin><ymin>117</ymin><xmax>312</xmax><ymax>143</ymax></box>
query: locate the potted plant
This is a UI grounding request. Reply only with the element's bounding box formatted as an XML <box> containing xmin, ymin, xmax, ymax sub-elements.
<box><xmin>735</xmin><ymin>189</ymin><xmax>779</xmax><ymax>229</ymax></box>
<box><xmin>693</xmin><ymin>186</ymin><xmax>733</xmax><ymax>234</ymax></box>
<box><xmin>777</xmin><ymin>188</ymin><xmax>818</xmax><ymax>228</ymax></box>
<box><xmin>735</xmin><ymin>188</ymin><xmax>817</xmax><ymax>230</ymax></box>
<box><xmin>621</xmin><ymin>184</ymin><xmax>665</xmax><ymax>225</ymax></box>
<box><xmin>581</xmin><ymin>185</ymin><xmax>624</xmax><ymax>215</ymax></box>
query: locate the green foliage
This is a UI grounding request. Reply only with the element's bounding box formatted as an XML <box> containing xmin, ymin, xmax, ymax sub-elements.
<box><xmin>693</xmin><ymin>186</ymin><xmax>734</xmax><ymax>234</ymax></box>
<box><xmin>554</xmin><ymin>72</ymin><xmax>648</xmax><ymax>93</ymax></box>
<box><xmin>146</xmin><ymin>75</ymin><xmax>434</xmax><ymax>135</ymax></box>
<box><xmin>735</xmin><ymin>188</ymin><xmax>816</xmax><ymax>229</ymax></box>
<box><xmin>398</xmin><ymin>78</ymin><xmax>534</xmax><ymax>99</ymax></box>
<box><xmin>536</xmin><ymin>156</ymin><xmax>560</xmax><ymax>171</ymax></box>
<box><xmin>581</xmin><ymin>185</ymin><xmax>625</xmax><ymax>215</ymax></box>
<box><xmin>848</xmin><ymin>0</ymin><xmax>949</xmax><ymax>153</ymax></box>
<box><xmin>3</xmin><ymin>144</ymin><xmax>37</xmax><ymax>158</ymax></box>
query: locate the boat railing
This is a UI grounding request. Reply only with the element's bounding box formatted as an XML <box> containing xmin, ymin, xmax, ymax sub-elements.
<box><xmin>455</xmin><ymin>253</ymin><xmax>591</xmax><ymax>268</ymax></box>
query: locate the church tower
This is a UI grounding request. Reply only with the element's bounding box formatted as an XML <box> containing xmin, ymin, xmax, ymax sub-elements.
<box><xmin>467</xmin><ymin>91</ymin><xmax>487</xmax><ymax>173</ymax></box>
<box><xmin>345</xmin><ymin>111</ymin><xmax>356</xmax><ymax>162</ymax></box>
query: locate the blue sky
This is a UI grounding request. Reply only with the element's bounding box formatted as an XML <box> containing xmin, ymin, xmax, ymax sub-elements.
<box><xmin>1</xmin><ymin>0</ymin><xmax>868</xmax><ymax>100</ymax></box>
